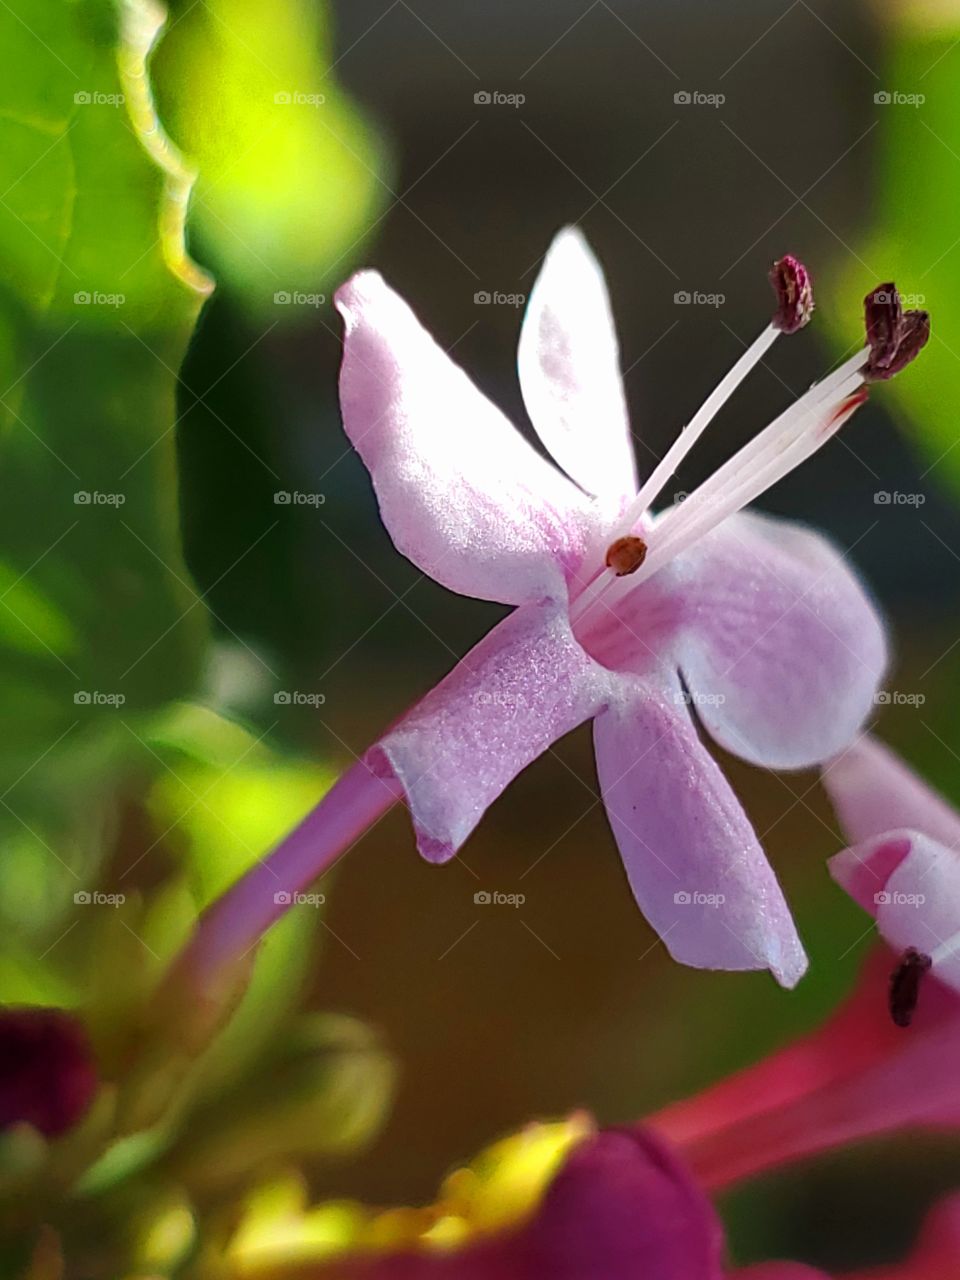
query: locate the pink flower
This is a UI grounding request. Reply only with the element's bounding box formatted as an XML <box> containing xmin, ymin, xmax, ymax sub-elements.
<box><xmin>334</xmin><ymin>230</ymin><xmax>892</xmax><ymax>987</ymax></box>
<box><xmin>826</xmin><ymin>736</ymin><xmax>960</xmax><ymax>1012</ymax></box>
<box><xmin>167</xmin><ymin>247</ymin><xmax>929</xmax><ymax>1006</ymax></box>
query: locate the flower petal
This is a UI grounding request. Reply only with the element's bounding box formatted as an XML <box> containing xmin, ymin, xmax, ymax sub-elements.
<box><xmin>675</xmin><ymin>510</ymin><xmax>887</xmax><ymax>770</ymax></box>
<box><xmin>593</xmin><ymin>677</ymin><xmax>807</xmax><ymax>986</ymax></box>
<box><xmin>336</xmin><ymin>270</ymin><xmax>598</xmax><ymax>606</ymax></box>
<box><xmin>370</xmin><ymin>601</ymin><xmax>614</xmax><ymax>862</ymax></box>
<box><xmin>313</xmin><ymin>1127</ymin><xmax>726</xmax><ymax>1280</ymax></box>
<box><xmin>651</xmin><ymin>951</ymin><xmax>960</xmax><ymax>1191</ymax></box>
<box><xmin>830</xmin><ymin>830</ymin><xmax>960</xmax><ymax>994</ymax></box>
<box><xmin>824</xmin><ymin>734</ymin><xmax>960</xmax><ymax>848</ymax></box>
<box><xmin>518</xmin><ymin>227</ymin><xmax>637</xmax><ymax>510</ymax></box>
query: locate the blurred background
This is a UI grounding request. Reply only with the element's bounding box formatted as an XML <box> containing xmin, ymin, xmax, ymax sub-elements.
<box><xmin>4</xmin><ymin>0</ymin><xmax>960</xmax><ymax>1273</ymax></box>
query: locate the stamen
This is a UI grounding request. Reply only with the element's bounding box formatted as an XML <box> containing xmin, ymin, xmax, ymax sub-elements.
<box><xmin>605</xmin><ymin>535</ymin><xmax>647</xmax><ymax>576</ymax></box>
<box><xmin>770</xmin><ymin>255</ymin><xmax>814</xmax><ymax>334</ymax></box>
<box><xmin>889</xmin><ymin>947</ymin><xmax>932</xmax><ymax>1028</ymax></box>
<box><xmin>609</xmin><ymin>255</ymin><xmax>815</xmax><ymax>540</ymax></box>
<box><xmin>609</xmin><ymin>324</ymin><xmax>780</xmax><ymax>543</ymax></box>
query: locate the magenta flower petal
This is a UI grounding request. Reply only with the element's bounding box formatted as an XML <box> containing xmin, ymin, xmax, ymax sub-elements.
<box><xmin>733</xmin><ymin>1268</ymin><xmax>827</xmax><ymax>1280</ymax></box>
<box><xmin>370</xmin><ymin>601</ymin><xmax>614</xmax><ymax>862</ymax></box>
<box><xmin>825</xmin><ymin>735</ymin><xmax>960</xmax><ymax>848</ymax></box>
<box><xmin>0</xmin><ymin>1006</ymin><xmax>98</xmax><ymax>1138</ymax></box>
<box><xmin>336</xmin><ymin>270</ymin><xmax>599</xmax><ymax>606</ymax></box>
<box><xmin>517</xmin><ymin>226</ymin><xmax>637</xmax><ymax>511</ymax></box>
<box><xmin>676</xmin><ymin>511</ymin><xmax>887</xmax><ymax>770</ymax></box>
<box><xmin>651</xmin><ymin>951</ymin><xmax>960</xmax><ymax>1190</ymax></box>
<box><xmin>593</xmin><ymin>678</ymin><xmax>807</xmax><ymax>986</ymax></box>
<box><xmin>315</xmin><ymin>1127</ymin><xmax>726</xmax><ymax>1279</ymax></box>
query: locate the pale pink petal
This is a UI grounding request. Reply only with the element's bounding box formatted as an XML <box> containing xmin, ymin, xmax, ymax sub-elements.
<box><xmin>593</xmin><ymin>677</ymin><xmax>807</xmax><ymax>986</ymax></box>
<box><xmin>336</xmin><ymin>271</ymin><xmax>599</xmax><ymax>606</ymax></box>
<box><xmin>370</xmin><ymin>601</ymin><xmax>615</xmax><ymax>862</ymax></box>
<box><xmin>824</xmin><ymin>734</ymin><xmax>960</xmax><ymax>848</ymax></box>
<box><xmin>518</xmin><ymin>227</ymin><xmax>637</xmax><ymax>511</ymax></box>
<box><xmin>830</xmin><ymin>831</ymin><xmax>960</xmax><ymax>994</ymax></box>
<box><xmin>675</xmin><ymin>510</ymin><xmax>887</xmax><ymax>770</ymax></box>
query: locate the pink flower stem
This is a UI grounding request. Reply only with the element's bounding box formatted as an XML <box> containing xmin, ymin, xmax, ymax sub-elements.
<box><xmin>161</xmin><ymin>758</ymin><xmax>401</xmax><ymax>1009</ymax></box>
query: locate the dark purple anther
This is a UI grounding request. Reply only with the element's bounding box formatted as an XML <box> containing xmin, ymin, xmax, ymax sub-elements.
<box><xmin>864</xmin><ymin>280</ymin><xmax>930</xmax><ymax>382</ymax></box>
<box><xmin>769</xmin><ymin>255</ymin><xmax>814</xmax><ymax>333</ymax></box>
<box><xmin>0</xmin><ymin>1006</ymin><xmax>98</xmax><ymax>1137</ymax></box>
<box><xmin>864</xmin><ymin>283</ymin><xmax>903</xmax><ymax>374</ymax></box>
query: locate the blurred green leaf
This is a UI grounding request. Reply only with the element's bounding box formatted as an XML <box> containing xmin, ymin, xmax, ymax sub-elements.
<box><xmin>827</xmin><ymin>13</ymin><xmax>960</xmax><ymax>491</ymax></box>
<box><xmin>0</xmin><ymin>0</ymin><xmax>212</xmax><ymax>945</ymax></box>
<box><xmin>153</xmin><ymin>0</ymin><xmax>388</xmax><ymax>316</ymax></box>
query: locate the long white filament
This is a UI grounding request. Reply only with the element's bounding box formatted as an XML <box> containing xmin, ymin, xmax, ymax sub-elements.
<box><xmin>570</xmin><ymin>346</ymin><xmax>871</xmax><ymax>628</ymax></box>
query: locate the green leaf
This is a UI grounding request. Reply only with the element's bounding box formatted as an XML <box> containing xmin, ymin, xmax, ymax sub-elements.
<box><xmin>0</xmin><ymin>0</ymin><xmax>212</xmax><ymax>938</ymax></box>
<box><xmin>825</xmin><ymin>14</ymin><xmax>959</xmax><ymax>489</ymax></box>
<box><xmin>152</xmin><ymin>0</ymin><xmax>389</xmax><ymax>316</ymax></box>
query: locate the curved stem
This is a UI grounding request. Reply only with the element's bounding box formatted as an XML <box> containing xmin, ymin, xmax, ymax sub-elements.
<box><xmin>163</xmin><ymin>758</ymin><xmax>401</xmax><ymax>1005</ymax></box>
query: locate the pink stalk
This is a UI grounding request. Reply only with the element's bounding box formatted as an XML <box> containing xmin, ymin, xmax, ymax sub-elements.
<box><xmin>161</xmin><ymin>759</ymin><xmax>401</xmax><ymax>1010</ymax></box>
